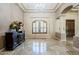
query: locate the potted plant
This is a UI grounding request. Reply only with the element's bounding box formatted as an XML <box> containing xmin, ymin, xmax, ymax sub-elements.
<box><xmin>9</xmin><ymin>21</ymin><xmax>23</xmax><ymax>32</ymax></box>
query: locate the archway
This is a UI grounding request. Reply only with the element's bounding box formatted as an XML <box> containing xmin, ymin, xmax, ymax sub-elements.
<box><xmin>61</xmin><ymin>5</ymin><xmax>73</xmax><ymax>14</ymax></box>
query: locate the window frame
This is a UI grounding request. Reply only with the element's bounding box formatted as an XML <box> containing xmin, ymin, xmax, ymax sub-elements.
<box><xmin>32</xmin><ymin>20</ymin><xmax>47</xmax><ymax>34</ymax></box>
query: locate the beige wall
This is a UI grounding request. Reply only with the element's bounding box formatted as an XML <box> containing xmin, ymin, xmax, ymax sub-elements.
<box><xmin>55</xmin><ymin>11</ymin><xmax>77</xmax><ymax>41</ymax></box>
<box><xmin>0</xmin><ymin>3</ymin><xmax>24</xmax><ymax>49</ymax></box>
<box><xmin>24</xmin><ymin>12</ymin><xmax>56</xmax><ymax>39</ymax></box>
<box><xmin>56</xmin><ymin>12</ymin><xmax>77</xmax><ymax>33</ymax></box>
<box><xmin>55</xmin><ymin>3</ymin><xmax>78</xmax><ymax>41</ymax></box>
<box><xmin>76</xmin><ymin>8</ymin><xmax>79</xmax><ymax>37</ymax></box>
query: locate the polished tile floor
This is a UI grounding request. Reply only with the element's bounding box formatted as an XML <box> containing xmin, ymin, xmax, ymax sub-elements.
<box><xmin>0</xmin><ymin>38</ymin><xmax>79</xmax><ymax>55</ymax></box>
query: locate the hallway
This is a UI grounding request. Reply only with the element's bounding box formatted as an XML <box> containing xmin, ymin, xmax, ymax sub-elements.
<box><xmin>0</xmin><ymin>3</ymin><xmax>79</xmax><ymax>55</ymax></box>
<box><xmin>0</xmin><ymin>39</ymin><xmax>79</xmax><ymax>55</ymax></box>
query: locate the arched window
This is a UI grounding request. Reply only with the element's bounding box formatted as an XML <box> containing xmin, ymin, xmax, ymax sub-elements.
<box><xmin>32</xmin><ymin>20</ymin><xmax>47</xmax><ymax>34</ymax></box>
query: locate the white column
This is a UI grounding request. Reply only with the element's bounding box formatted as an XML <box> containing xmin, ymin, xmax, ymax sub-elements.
<box><xmin>76</xmin><ymin>6</ymin><xmax>79</xmax><ymax>37</ymax></box>
<box><xmin>60</xmin><ymin>14</ymin><xmax>66</xmax><ymax>41</ymax></box>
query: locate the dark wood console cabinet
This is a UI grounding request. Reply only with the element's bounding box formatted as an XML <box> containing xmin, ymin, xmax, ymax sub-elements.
<box><xmin>5</xmin><ymin>31</ymin><xmax>25</xmax><ymax>50</ymax></box>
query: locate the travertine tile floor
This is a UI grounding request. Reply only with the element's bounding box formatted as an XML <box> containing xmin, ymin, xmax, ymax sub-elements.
<box><xmin>0</xmin><ymin>38</ymin><xmax>79</xmax><ymax>55</ymax></box>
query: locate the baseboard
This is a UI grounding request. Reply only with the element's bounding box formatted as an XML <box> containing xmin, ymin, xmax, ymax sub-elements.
<box><xmin>73</xmin><ymin>47</ymin><xmax>79</xmax><ymax>51</ymax></box>
<box><xmin>55</xmin><ymin>32</ymin><xmax>61</xmax><ymax>39</ymax></box>
<box><xmin>0</xmin><ymin>48</ymin><xmax>4</xmax><ymax>52</ymax></box>
<box><xmin>25</xmin><ymin>37</ymin><xmax>50</xmax><ymax>39</ymax></box>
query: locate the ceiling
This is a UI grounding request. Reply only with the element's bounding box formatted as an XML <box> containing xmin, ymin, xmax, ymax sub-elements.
<box><xmin>18</xmin><ymin>3</ymin><xmax>61</xmax><ymax>12</ymax></box>
<box><xmin>22</xmin><ymin>3</ymin><xmax>58</xmax><ymax>10</ymax></box>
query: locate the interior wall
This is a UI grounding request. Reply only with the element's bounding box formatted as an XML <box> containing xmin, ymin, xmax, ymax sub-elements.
<box><xmin>0</xmin><ymin>3</ymin><xmax>24</xmax><ymax>50</ymax></box>
<box><xmin>76</xmin><ymin>8</ymin><xmax>79</xmax><ymax>37</ymax></box>
<box><xmin>73</xmin><ymin>8</ymin><xmax>79</xmax><ymax>49</ymax></box>
<box><xmin>56</xmin><ymin>3</ymin><xmax>77</xmax><ymax>18</ymax></box>
<box><xmin>24</xmin><ymin>12</ymin><xmax>56</xmax><ymax>39</ymax></box>
<box><xmin>55</xmin><ymin>11</ymin><xmax>77</xmax><ymax>41</ymax></box>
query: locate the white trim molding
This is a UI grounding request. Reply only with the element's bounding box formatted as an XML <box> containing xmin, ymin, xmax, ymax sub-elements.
<box><xmin>17</xmin><ymin>3</ymin><xmax>62</xmax><ymax>13</ymax></box>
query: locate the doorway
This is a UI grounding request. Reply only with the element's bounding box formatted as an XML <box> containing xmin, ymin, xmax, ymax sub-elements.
<box><xmin>66</xmin><ymin>20</ymin><xmax>75</xmax><ymax>41</ymax></box>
